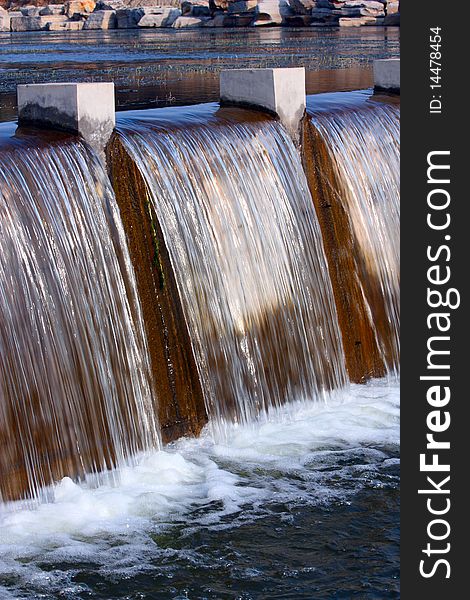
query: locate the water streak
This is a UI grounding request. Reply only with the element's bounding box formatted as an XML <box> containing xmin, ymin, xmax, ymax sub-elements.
<box><xmin>0</xmin><ymin>139</ymin><xmax>160</xmax><ymax>501</ymax></box>
<box><xmin>119</xmin><ymin>116</ymin><xmax>347</xmax><ymax>428</ymax></box>
<box><xmin>309</xmin><ymin>103</ymin><xmax>400</xmax><ymax>374</ymax></box>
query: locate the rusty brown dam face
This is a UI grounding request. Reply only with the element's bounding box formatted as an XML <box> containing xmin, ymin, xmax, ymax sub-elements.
<box><xmin>0</xmin><ymin>97</ymin><xmax>399</xmax><ymax>502</ymax></box>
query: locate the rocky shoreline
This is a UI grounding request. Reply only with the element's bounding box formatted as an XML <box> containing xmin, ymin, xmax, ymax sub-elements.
<box><xmin>0</xmin><ymin>0</ymin><xmax>399</xmax><ymax>32</ymax></box>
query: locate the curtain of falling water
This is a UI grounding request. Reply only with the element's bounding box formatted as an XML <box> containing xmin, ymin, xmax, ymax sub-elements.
<box><xmin>0</xmin><ymin>140</ymin><xmax>160</xmax><ymax>502</ymax></box>
<box><xmin>119</xmin><ymin>119</ymin><xmax>347</xmax><ymax>427</ymax></box>
<box><xmin>310</xmin><ymin>104</ymin><xmax>400</xmax><ymax>375</ymax></box>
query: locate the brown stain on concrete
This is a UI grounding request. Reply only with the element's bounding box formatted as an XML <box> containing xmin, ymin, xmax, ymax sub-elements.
<box><xmin>301</xmin><ymin>117</ymin><xmax>386</xmax><ymax>382</ymax></box>
<box><xmin>106</xmin><ymin>134</ymin><xmax>207</xmax><ymax>443</ymax></box>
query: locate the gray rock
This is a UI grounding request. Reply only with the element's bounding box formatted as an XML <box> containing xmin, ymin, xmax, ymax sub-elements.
<box><xmin>383</xmin><ymin>12</ymin><xmax>399</xmax><ymax>25</ymax></box>
<box><xmin>116</xmin><ymin>7</ymin><xmax>144</xmax><ymax>27</ymax></box>
<box><xmin>288</xmin><ymin>0</ymin><xmax>316</xmax><ymax>14</ymax></box>
<box><xmin>339</xmin><ymin>15</ymin><xmax>381</xmax><ymax>26</ymax></box>
<box><xmin>203</xmin><ymin>13</ymin><xmax>227</xmax><ymax>26</ymax></box>
<box><xmin>137</xmin><ymin>8</ymin><xmax>181</xmax><ymax>27</ymax></box>
<box><xmin>385</xmin><ymin>0</ymin><xmax>399</xmax><ymax>14</ymax></box>
<box><xmin>39</xmin><ymin>6</ymin><xmax>65</xmax><ymax>16</ymax></box>
<box><xmin>227</xmin><ymin>0</ymin><xmax>258</xmax><ymax>13</ymax></box>
<box><xmin>20</xmin><ymin>7</ymin><xmax>42</xmax><ymax>17</ymax></box>
<box><xmin>48</xmin><ymin>19</ymin><xmax>85</xmax><ymax>30</ymax></box>
<box><xmin>10</xmin><ymin>16</ymin><xmax>44</xmax><ymax>31</ymax></box>
<box><xmin>181</xmin><ymin>1</ymin><xmax>211</xmax><ymax>16</ymax></box>
<box><xmin>83</xmin><ymin>9</ymin><xmax>117</xmax><ymax>28</ymax></box>
<box><xmin>0</xmin><ymin>7</ymin><xmax>10</xmax><ymax>32</ymax></box>
<box><xmin>256</xmin><ymin>0</ymin><xmax>291</xmax><ymax>24</ymax></box>
<box><xmin>172</xmin><ymin>15</ymin><xmax>207</xmax><ymax>27</ymax></box>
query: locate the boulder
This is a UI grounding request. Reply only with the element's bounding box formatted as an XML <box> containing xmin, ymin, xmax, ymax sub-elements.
<box><xmin>288</xmin><ymin>0</ymin><xmax>316</xmax><ymax>14</ymax></box>
<box><xmin>385</xmin><ymin>0</ymin><xmax>398</xmax><ymax>14</ymax></box>
<box><xmin>209</xmin><ymin>0</ymin><xmax>229</xmax><ymax>9</ymax></box>
<box><xmin>48</xmin><ymin>18</ymin><xmax>84</xmax><ymax>28</ymax></box>
<box><xmin>255</xmin><ymin>0</ymin><xmax>291</xmax><ymax>25</ymax></box>
<box><xmin>116</xmin><ymin>6</ymin><xmax>144</xmax><ymax>26</ymax></box>
<box><xmin>203</xmin><ymin>12</ymin><xmax>227</xmax><ymax>26</ymax></box>
<box><xmin>83</xmin><ymin>8</ymin><xmax>117</xmax><ymax>27</ymax></box>
<box><xmin>181</xmin><ymin>1</ymin><xmax>210</xmax><ymax>16</ymax></box>
<box><xmin>339</xmin><ymin>15</ymin><xmax>381</xmax><ymax>25</ymax></box>
<box><xmin>10</xmin><ymin>15</ymin><xmax>43</xmax><ymax>29</ymax></box>
<box><xmin>64</xmin><ymin>0</ymin><xmax>95</xmax><ymax>17</ymax></box>
<box><xmin>227</xmin><ymin>0</ymin><xmax>257</xmax><ymax>13</ymax></box>
<box><xmin>172</xmin><ymin>14</ymin><xmax>207</xmax><ymax>27</ymax></box>
<box><xmin>223</xmin><ymin>13</ymin><xmax>255</xmax><ymax>25</ymax></box>
<box><xmin>0</xmin><ymin>6</ymin><xmax>10</xmax><ymax>30</ymax></box>
<box><xmin>39</xmin><ymin>5</ymin><xmax>65</xmax><ymax>15</ymax></box>
<box><xmin>383</xmin><ymin>11</ymin><xmax>398</xmax><ymax>25</ymax></box>
<box><xmin>20</xmin><ymin>6</ymin><xmax>42</xmax><ymax>16</ymax></box>
<box><xmin>137</xmin><ymin>7</ymin><xmax>181</xmax><ymax>26</ymax></box>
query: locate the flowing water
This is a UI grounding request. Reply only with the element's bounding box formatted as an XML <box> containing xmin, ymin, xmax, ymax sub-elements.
<box><xmin>118</xmin><ymin>116</ymin><xmax>347</xmax><ymax>427</ymax></box>
<box><xmin>0</xmin><ymin>379</ymin><xmax>399</xmax><ymax>599</ymax></box>
<box><xmin>308</xmin><ymin>97</ymin><xmax>400</xmax><ymax>375</ymax></box>
<box><xmin>0</xmin><ymin>91</ymin><xmax>400</xmax><ymax>597</ymax></box>
<box><xmin>0</xmin><ymin>137</ymin><xmax>160</xmax><ymax>502</ymax></box>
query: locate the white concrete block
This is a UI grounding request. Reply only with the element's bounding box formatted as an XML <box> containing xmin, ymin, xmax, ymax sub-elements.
<box><xmin>17</xmin><ymin>82</ymin><xmax>116</xmax><ymax>151</ymax></box>
<box><xmin>373</xmin><ymin>59</ymin><xmax>400</xmax><ymax>93</ymax></box>
<box><xmin>220</xmin><ymin>67</ymin><xmax>306</xmax><ymax>140</ymax></box>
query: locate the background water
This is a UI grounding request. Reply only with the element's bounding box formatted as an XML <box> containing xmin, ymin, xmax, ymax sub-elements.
<box><xmin>0</xmin><ymin>379</ymin><xmax>399</xmax><ymax>599</ymax></box>
<box><xmin>0</xmin><ymin>27</ymin><xmax>399</xmax><ymax>121</ymax></box>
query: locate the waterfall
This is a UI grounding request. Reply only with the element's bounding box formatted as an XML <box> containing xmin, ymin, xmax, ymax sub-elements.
<box><xmin>118</xmin><ymin>115</ymin><xmax>348</xmax><ymax>427</ymax></box>
<box><xmin>0</xmin><ymin>138</ymin><xmax>160</xmax><ymax>502</ymax></box>
<box><xmin>0</xmin><ymin>98</ymin><xmax>400</xmax><ymax>502</ymax></box>
<box><xmin>306</xmin><ymin>101</ymin><xmax>400</xmax><ymax>377</ymax></box>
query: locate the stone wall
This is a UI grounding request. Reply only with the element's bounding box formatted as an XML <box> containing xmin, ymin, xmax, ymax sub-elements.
<box><xmin>0</xmin><ymin>0</ymin><xmax>400</xmax><ymax>30</ymax></box>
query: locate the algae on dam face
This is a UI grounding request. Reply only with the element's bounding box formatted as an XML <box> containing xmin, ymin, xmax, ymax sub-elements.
<box><xmin>0</xmin><ymin>137</ymin><xmax>160</xmax><ymax>502</ymax></box>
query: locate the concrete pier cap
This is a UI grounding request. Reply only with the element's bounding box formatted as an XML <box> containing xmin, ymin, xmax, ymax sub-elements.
<box><xmin>17</xmin><ymin>82</ymin><xmax>116</xmax><ymax>152</ymax></box>
<box><xmin>373</xmin><ymin>59</ymin><xmax>400</xmax><ymax>94</ymax></box>
<box><xmin>220</xmin><ymin>67</ymin><xmax>306</xmax><ymax>141</ymax></box>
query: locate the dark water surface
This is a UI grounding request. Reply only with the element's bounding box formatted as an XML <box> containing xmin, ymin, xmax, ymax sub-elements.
<box><xmin>0</xmin><ymin>381</ymin><xmax>399</xmax><ymax>599</ymax></box>
<box><xmin>0</xmin><ymin>27</ymin><xmax>399</xmax><ymax>121</ymax></box>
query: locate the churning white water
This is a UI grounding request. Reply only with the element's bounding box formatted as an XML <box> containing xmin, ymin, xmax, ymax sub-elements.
<box><xmin>0</xmin><ymin>379</ymin><xmax>399</xmax><ymax>598</ymax></box>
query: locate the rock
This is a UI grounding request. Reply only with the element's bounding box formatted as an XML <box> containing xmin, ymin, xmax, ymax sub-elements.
<box><xmin>343</xmin><ymin>1</ymin><xmax>384</xmax><ymax>8</ymax></box>
<box><xmin>339</xmin><ymin>15</ymin><xmax>381</xmax><ymax>25</ymax></box>
<box><xmin>255</xmin><ymin>0</ymin><xmax>291</xmax><ymax>25</ymax></box>
<box><xmin>94</xmin><ymin>0</ymin><xmax>113</xmax><ymax>8</ymax></box>
<box><xmin>284</xmin><ymin>14</ymin><xmax>311</xmax><ymax>25</ymax></box>
<box><xmin>0</xmin><ymin>6</ymin><xmax>10</xmax><ymax>30</ymax></box>
<box><xmin>48</xmin><ymin>18</ymin><xmax>84</xmax><ymax>28</ymax></box>
<box><xmin>383</xmin><ymin>11</ymin><xmax>398</xmax><ymax>25</ymax></box>
<box><xmin>209</xmin><ymin>0</ymin><xmax>229</xmax><ymax>10</ymax></box>
<box><xmin>39</xmin><ymin>5</ymin><xmax>65</xmax><ymax>15</ymax></box>
<box><xmin>227</xmin><ymin>0</ymin><xmax>257</xmax><ymax>13</ymax></box>
<box><xmin>64</xmin><ymin>0</ymin><xmax>95</xmax><ymax>17</ymax></box>
<box><xmin>181</xmin><ymin>1</ymin><xmax>210</xmax><ymax>16</ymax></box>
<box><xmin>203</xmin><ymin>12</ymin><xmax>226</xmax><ymax>26</ymax></box>
<box><xmin>20</xmin><ymin>6</ymin><xmax>42</xmax><ymax>16</ymax></box>
<box><xmin>115</xmin><ymin>6</ymin><xmax>143</xmax><ymax>27</ymax></box>
<box><xmin>288</xmin><ymin>0</ymin><xmax>316</xmax><ymax>15</ymax></box>
<box><xmin>83</xmin><ymin>8</ymin><xmax>116</xmax><ymax>28</ymax></box>
<box><xmin>223</xmin><ymin>13</ymin><xmax>255</xmax><ymax>25</ymax></box>
<box><xmin>385</xmin><ymin>0</ymin><xmax>398</xmax><ymax>14</ymax></box>
<box><xmin>172</xmin><ymin>14</ymin><xmax>206</xmax><ymax>27</ymax></box>
<box><xmin>10</xmin><ymin>15</ymin><xmax>43</xmax><ymax>29</ymax></box>
<box><xmin>137</xmin><ymin>7</ymin><xmax>181</xmax><ymax>27</ymax></box>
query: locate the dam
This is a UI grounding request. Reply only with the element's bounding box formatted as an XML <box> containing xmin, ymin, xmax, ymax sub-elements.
<box><xmin>0</xmin><ymin>66</ymin><xmax>400</xmax><ymax>598</ymax></box>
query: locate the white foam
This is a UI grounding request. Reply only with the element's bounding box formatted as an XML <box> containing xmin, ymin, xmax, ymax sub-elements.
<box><xmin>0</xmin><ymin>379</ymin><xmax>399</xmax><ymax>595</ymax></box>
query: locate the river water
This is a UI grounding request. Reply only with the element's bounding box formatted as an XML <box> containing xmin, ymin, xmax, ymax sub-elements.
<box><xmin>0</xmin><ymin>27</ymin><xmax>399</xmax><ymax>121</ymax></box>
